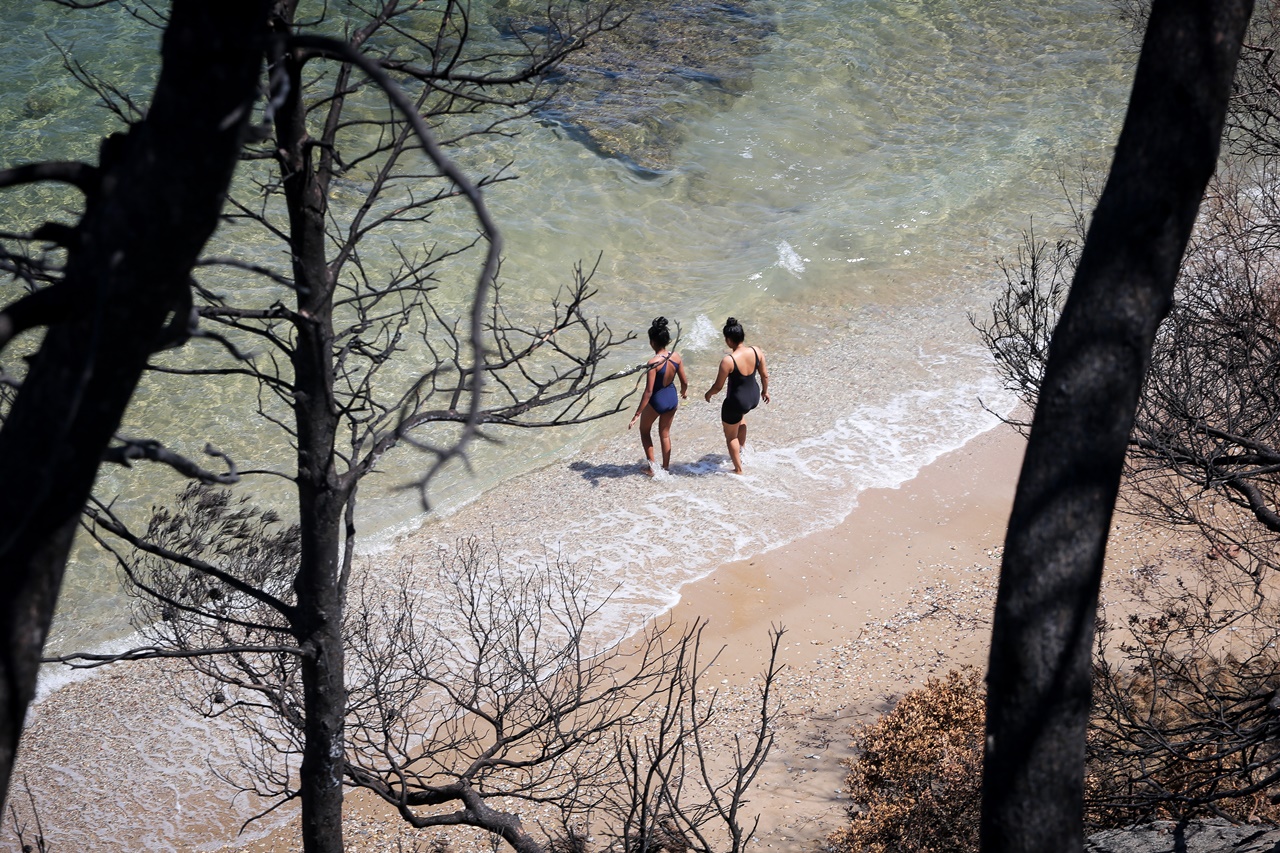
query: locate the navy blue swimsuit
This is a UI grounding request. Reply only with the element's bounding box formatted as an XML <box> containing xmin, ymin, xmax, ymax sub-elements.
<box><xmin>649</xmin><ymin>353</ymin><xmax>679</xmax><ymax>415</ymax></box>
<box><xmin>720</xmin><ymin>347</ymin><xmax>760</xmax><ymax>425</ymax></box>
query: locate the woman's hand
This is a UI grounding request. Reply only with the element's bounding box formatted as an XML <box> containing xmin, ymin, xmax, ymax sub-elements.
<box><xmin>629</xmin><ymin>412</ymin><xmax>639</xmax><ymax>429</ymax></box>
<box><xmin>704</xmin><ymin>390</ymin><xmax>713</xmax><ymax>403</ymax></box>
<box><xmin>762</xmin><ymin>390</ymin><xmax>771</xmax><ymax>404</ymax></box>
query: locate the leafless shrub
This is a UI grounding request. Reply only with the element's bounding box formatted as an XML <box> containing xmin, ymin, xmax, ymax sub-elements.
<box><xmin>1088</xmin><ymin>553</ymin><xmax>1280</xmax><ymax>826</ymax></box>
<box><xmin>7</xmin><ymin>779</ymin><xmax>49</xmax><ymax>853</ymax></box>
<box><xmin>84</xmin><ymin>482</ymin><xmax>779</xmax><ymax>852</ymax></box>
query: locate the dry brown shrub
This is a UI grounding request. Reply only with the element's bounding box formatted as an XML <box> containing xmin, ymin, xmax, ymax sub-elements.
<box><xmin>828</xmin><ymin>667</ymin><xmax>985</xmax><ymax>853</ymax></box>
<box><xmin>827</xmin><ymin>636</ymin><xmax>1280</xmax><ymax>852</ymax></box>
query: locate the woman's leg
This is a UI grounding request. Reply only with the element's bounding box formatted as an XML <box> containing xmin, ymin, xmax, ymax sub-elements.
<box><xmin>722</xmin><ymin>420</ymin><xmax>744</xmax><ymax>474</ymax></box>
<box><xmin>639</xmin><ymin>406</ymin><xmax>658</xmax><ymax>474</ymax></box>
<box><xmin>737</xmin><ymin>421</ymin><xmax>747</xmax><ymax>452</ymax></box>
<box><xmin>657</xmin><ymin>410</ymin><xmax>676</xmax><ymax>470</ymax></box>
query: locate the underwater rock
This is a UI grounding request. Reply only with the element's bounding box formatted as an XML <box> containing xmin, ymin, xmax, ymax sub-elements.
<box><xmin>490</xmin><ymin>0</ymin><xmax>777</xmax><ymax>174</ymax></box>
<box><xmin>22</xmin><ymin>82</ymin><xmax>74</xmax><ymax>120</ymax></box>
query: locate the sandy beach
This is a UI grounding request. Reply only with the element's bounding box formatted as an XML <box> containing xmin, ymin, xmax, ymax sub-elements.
<box><xmin>668</xmin><ymin>419</ymin><xmax>1025</xmax><ymax>849</ymax></box>
<box><xmin>18</xmin><ymin>417</ymin><xmax>1202</xmax><ymax>853</ymax></box>
<box><xmin>213</xmin><ymin>420</ymin><xmax>1027</xmax><ymax>853</ymax></box>
<box><xmin>9</xmin><ymin>416</ymin><xmax>1204</xmax><ymax>853</ymax></box>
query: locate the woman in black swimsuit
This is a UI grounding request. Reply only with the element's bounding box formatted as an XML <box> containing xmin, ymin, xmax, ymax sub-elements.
<box><xmin>704</xmin><ymin>317</ymin><xmax>770</xmax><ymax>474</ymax></box>
<box><xmin>629</xmin><ymin>316</ymin><xmax>689</xmax><ymax>474</ymax></box>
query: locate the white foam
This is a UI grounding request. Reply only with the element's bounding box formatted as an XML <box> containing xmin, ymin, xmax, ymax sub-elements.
<box><xmin>479</xmin><ymin>351</ymin><xmax>1019</xmax><ymax>646</ymax></box>
<box><xmin>685</xmin><ymin>313</ymin><xmax>721</xmax><ymax>351</ymax></box>
<box><xmin>775</xmin><ymin>240</ymin><xmax>807</xmax><ymax>276</ymax></box>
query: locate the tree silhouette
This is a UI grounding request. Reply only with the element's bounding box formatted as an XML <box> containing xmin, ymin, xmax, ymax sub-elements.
<box><xmin>980</xmin><ymin>1</ymin><xmax>1253</xmax><ymax>850</ymax></box>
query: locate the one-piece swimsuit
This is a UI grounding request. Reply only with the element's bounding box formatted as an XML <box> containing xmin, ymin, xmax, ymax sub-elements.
<box><xmin>648</xmin><ymin>353</ymin><xmax>679</xmax><ymax>415</ymax></box>
<box><xmin>721</xmin><ymin>346</ymin><xmax>760</xmax><ymax>425</ymax></box>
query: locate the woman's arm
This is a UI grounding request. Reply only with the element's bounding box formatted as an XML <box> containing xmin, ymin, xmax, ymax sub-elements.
<box><xmin>677</xmin><ymin>356</ymin><xmax>690</xmax><ymax>399</ymax></box>
<box><xmin>704</xmin><ymin>356</ymin><xmax>731</xmax><ymax>402</ymax></box>
<box><xmin>758</xmin><ymin>349</ymin><xmax>770</xmax><ymax>404</ymax></box>
<box><xmin>629</xmin><ymin>362</ymin><xmax>656</xmax><ymax>428</ymax></box>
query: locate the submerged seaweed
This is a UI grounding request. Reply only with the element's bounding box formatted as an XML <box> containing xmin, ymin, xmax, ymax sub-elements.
<box><xmin>490</xmin><ymin>0</ymin><xmax>777</xmax><ymax>173</ymax></box>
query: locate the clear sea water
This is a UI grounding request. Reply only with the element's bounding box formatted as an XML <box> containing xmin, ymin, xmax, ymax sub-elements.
<box><xmin>0</xmin><ymin>0</ymin><xmax>1134</xmax><ymax>848</ymax></box>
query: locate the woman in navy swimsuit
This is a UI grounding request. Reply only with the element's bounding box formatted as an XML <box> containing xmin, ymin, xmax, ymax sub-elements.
<box><xmin>629</xmin><ymin>316</ymin><xmax>689</xmax><ymax>474</ymax></box>
<box><xmin>704</xmin><ymin>317</ymin><xmax>770</xmax><ymax>474</ymax></box>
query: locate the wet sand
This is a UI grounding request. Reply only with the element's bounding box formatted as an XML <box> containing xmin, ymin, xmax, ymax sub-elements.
<box><xmin>227</xmin><ymin>421</ymin><xmax>1028</xmax><ymax>852</ymax></box>
<box><xmin>23</xmin><ymin>418</ymin><xmax>1200</xmax><ymax>852</ymax></box>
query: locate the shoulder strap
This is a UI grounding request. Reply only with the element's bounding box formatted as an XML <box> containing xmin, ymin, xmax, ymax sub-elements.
<box><xmin>750</xmin><ymin>346</ymin><xmax>760</xmax><ymax>374</ymax></box>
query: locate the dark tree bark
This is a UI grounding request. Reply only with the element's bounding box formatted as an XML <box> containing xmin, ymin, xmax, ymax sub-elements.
<box><xmin>273</xmin><ymin>5</ymin><xmax>350</xmax><ymax>847</ymax></box>
<box><xmin>73</xmin><ymin>3</ymin><xmax>628</xmax><ymax>849</ymax></box>
<box><xmin>0</xmin><ymin>0</ymin><xmax>268</xmax><ymax>808</ymax></box>
<box><xmin>981</xmin><ymin>1</ymin><xmax>1252</xmax><ymax>851</ymax></box>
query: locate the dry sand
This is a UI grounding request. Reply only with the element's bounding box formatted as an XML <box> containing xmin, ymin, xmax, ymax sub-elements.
<box><xmin>13</xmin><ymin>419</ymin><xmax>1199</xmax><ymax>852</ymax></box>
<box><xmin>228</xmin><ymin>421</ymin><xmax>1029</xmax><ymax>852</ymax></box>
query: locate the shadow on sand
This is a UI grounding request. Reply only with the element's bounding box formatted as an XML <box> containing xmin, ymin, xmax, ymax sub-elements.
<box><xmin>568</xmin><ymin>454</ymin><xmax>727</xmax><ymax>486</ymax></box>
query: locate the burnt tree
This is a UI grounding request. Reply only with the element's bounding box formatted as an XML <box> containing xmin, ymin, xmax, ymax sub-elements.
<box><xmin>0</xmin><ymin>0</ymin><xmax>269</xmax><ymax>808</ymax></box>
<box><xmin>981</xmin><ymin>1</ymin><xmax>1253</xmax><ymax>851</ymax></box>
<box><xmin>83</xmin><ymin>501</ymin><xmax>780</xmax><ymax>853</ymax></box>
<box><xmin>67</xmin><ymin>2</ymin><xmax>630</xmax><ymax>851</ymax></box>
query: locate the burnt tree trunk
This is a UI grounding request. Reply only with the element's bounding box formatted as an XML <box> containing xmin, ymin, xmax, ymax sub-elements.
<box><xmin>981</xmin><ymin>1</ymin><xmax>1252</xmax><ymax>851</ymax></box>
<box><xmin>274</xmin><ymin>10</ymin><xmax>351</xmax><ymax>851</ymax></box>
<box><xmin>0</xmin><ymin>0</ymin><xmax>267</xmax><ymax>807</ymax></box>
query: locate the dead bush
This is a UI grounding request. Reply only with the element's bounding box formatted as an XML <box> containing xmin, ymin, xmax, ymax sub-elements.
<box><xmin>828</xmin><ymin>624</ymin><xmax>1280</xmax><ymax>851</ymax></box>
<box><xmin>828</xmin><ymin>667</ymin><xmax>985</xmax><ymax>853</ymax></box>
<box><xmin>1087</xmin><ymin>602</ymin><xmax>1280</xmax><ymax>827</ymax></box>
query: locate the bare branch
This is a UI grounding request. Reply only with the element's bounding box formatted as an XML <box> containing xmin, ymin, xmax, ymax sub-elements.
<box><xmin>0</xmin><ymin>282</ymin><xmax>82</xmax><ymax>353</ymax></box>
<box><xmin>43</xmin><ymin>643</ymin><xmax>305</xmax><ymax>668</ymax></box>
<box><xmin>0</xmin><ymin>161</ymin><xmax>97</xmax><ymax>193</ymax></box>
<box><xmin>101</xmin><ymin>438</ymin><xmax>239</xmax><ymax>485</ymax></box>
<box><xmin>288</xmin><ymin>32</ymin><xmax>503</xmax><ymax>497</ymax></box>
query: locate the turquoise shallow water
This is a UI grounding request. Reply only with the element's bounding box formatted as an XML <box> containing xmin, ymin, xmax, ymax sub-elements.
<box><xmin>0</xmin><ymin>1</ymin><xmax>1134</xmax><ymax>847</ymax></box>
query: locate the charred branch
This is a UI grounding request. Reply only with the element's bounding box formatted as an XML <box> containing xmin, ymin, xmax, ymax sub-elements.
<box><xmin>288</xmin><ymin>33</ymin><xmax>503</xmax><ymax>489</ymax></box>
<box><xmin>86</xmin><ymin>494</ymin><xmax>298</xmax><ymax>625</ymax></box>
<box><xmin>0</xmin><ymin>161</ymin><xmax>97</xmax><ymax>194</ymax></box>
<box><xmin>101</xmin><ymin>438</ymin><xmax>239</xmax><ymax>485</ymax></box>
<box><xmin>44</xmin><ymin>643</ymin><xmax>305</xmax><ymax>668</ymax></box>
<box><xmin>0</xmin><ymin>282</ymin><xmax>83</xmax><ymax>352</ymax></box>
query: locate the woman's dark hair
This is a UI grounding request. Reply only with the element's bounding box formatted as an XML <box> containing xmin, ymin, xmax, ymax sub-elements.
<box><xmin>723</xmin><ymin>316</ymin><xmax>745</xmax><ymax>344</ymax></box>
<box><xmin>649</xmin><ymin>316</ymin><xmax>671</xmax><ymax>347</ymax></box>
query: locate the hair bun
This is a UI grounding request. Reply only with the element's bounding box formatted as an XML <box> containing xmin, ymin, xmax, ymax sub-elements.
<box><xmin>648</xmin><ymin>316</ymin><xmax>672</xmax><ymax>346</ymax></box>
<box><xmin>726</xmin><ymin>316</ymin><xmax>738</xmax><ymax>325</ymax></box>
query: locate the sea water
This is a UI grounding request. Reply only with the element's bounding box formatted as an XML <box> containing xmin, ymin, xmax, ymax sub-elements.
<box><xmin>0</xmin><ymin>0</ymin><xmax>1134</xmax><ymax>848</ymax></box>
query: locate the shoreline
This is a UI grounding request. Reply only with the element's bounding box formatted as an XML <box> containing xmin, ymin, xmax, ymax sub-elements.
<box><xmin>659</xmin><ymin>419</ymin><xmax>1025</xmax><ymax>848</ymax></box>
<box><xmin>6</xmin><ymin>420</ymin><xmax>1028</xmax><ymax>852</ymax></box>
<box><xmin>668</xmin><ymin>418</ymin><xmax>1024</xmax><ymax>682</ymax></box>
<box><xmin>235</xmin><ymin>420</ymin><xmax>1029</xmax><ymax>852</ymax></box>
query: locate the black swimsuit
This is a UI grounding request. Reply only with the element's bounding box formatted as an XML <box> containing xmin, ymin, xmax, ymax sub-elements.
<box><xmin>720</xmin><ymin>347</ymin><xmax>760</xmax><ymax>425</ymax></box>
